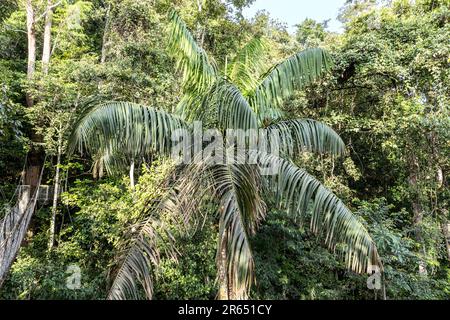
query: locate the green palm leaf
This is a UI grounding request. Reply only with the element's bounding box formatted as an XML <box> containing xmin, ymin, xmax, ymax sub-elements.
<box><xmin>107</xmin><ymin>218</ymin><xmax>162</xmax><ymax>300</ymax></box>
<box><xmin>176</xmin><ymin>79</ymin><xmax>258</xmax><ymax>130</ymax></box>
<box><xmin>249</xmin><ymin>48</ymin><xmax>333</xmax><ymax>123</ymax></box>
<box><xmin>176</xmin><ymin>148</ymin><xmax>265</xmax><ymax>299</ymax></box>
<box><xmin>257</xmin><ymin>151</ymin><xmax>382</xmax><ymax>274</ymax></box>
<box><xmin>168</xmin><ymin>10</ymin><xmax>217</xmax><ymax>94</ymax></box>
<box><xmin>69</xmin><ymin>101</ymin><xmax>188</xmax><ymax>173</ymax></box>
<box><xmin>209</xmin><ymin>160</ymin><xmax>265</xmax><ymax>299</ymax></box>
<box><xmin>229</xmin><ymin>37</ymin><xmax>269</xmax><ymax>94</ymax></box>
<box><xmin>212</xmin><ymin>80</ymin><xmax>258</xmax><ymax>130</ymax></box>
<box><xmin>266</xmin><ymin>119</ymin><xmax>346</xmax><ymax>157</ymax></box>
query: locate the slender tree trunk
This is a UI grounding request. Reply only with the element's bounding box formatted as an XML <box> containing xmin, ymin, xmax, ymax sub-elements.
<box><xmin>24</xmin><ymin>0</ymin><xmax>43</xmax><ymax>192</ymax></box>
<box><xmin>26</xmin><ymin>0</ymin><xmax>36</xmax><ymax>108</ymax></box>
<box><xmin>217</xmin><ymin>205</ymin><xmax>228</xmax><ymax>299</ymax></box>
<box><xmin>217</xmin><ymin>226</ymin><xmax>229</xmax><ymax>300</ymax></box>
<box><xmin>42</xmin><ymin>0</ymin><xmax>54</xmax><ymax>75</ymax></box>
<box><xmin>48</xmin><ymin>127</ymin><xmax>62</xmax><ymax>249</ymax></box>
<box><xmin>429</xmin><ymin>131</ymin><xmax>449</xmax><ymax>263</ymax></box>
<box><xmin>196</xmin><ymin>0</ymin><xmax>205</xmax><ymax>46</ymax></box>
<box><xmin>408</xmin><ymin>152</ymin><xmax>428</xmax><ymax>275</ymax></box>
<box><xmin>129</xmin><ymin>159</ymin><xmax>135</xmax><ymax>188</ymax></box>
<box><xmin>441</xmin><ymin>218</ymin><xmax>450</xmax><ymax>263</ymax></box>
<box><xmin>100</xmin><ymin>3</ymin><xmax>111</xmax><ymax>64</ymax></box>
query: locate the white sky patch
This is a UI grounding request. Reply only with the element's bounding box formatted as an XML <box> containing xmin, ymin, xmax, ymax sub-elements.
<box><xmin>242</xmin><ymin>0</ymin><xmax>346</xmax><ymax>34</ymax></box>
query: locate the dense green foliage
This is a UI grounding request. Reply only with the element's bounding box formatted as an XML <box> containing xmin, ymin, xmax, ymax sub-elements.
<box><xmin>0</xmin><ymin>0</ymin><xmax>448</xmax><ymax>299</ymax></box>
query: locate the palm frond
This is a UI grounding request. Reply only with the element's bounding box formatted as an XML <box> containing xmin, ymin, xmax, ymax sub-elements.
<box><xmin>168</xmin><ymin>10</ymin><xmax>217</xmax><ymax>94</ymax></box>
<box><xmin>266</xmin><ymin>119</ymin><xmax>345</xmax><ymax>157</ymax></box>
<box><xmin>229</xmin><ymin>37</ymin><xmax>269</xmax><ymax>94</ymax></box>
<box><xmin>107</xmin><ymin>218</ymin><xmax>162</xmax><ymax>300</ymax></box>
<box><xmin>217</xmin><ymin>190</ymin><xmax>254</xmax><ymax>300</ymax></box>
<box><xmin>69</xmin><ymin>101</ymin><xmax>188</xmax><ymax>174</ymax></box>
<box><xmin>249</xmin><ymin>48</ymin><xmax>333</xmax><ymax>123</ymax></box>
<box><xmin>209</xmin><ymin>158</ymin><xmax>265</xmax><ymax>299</ymax></box>
<box><xmin>212</xmin><ymin>80</ymin><xmax>258</xmax><ymax>130</ymax></box>
<box><xmin>176</xmin><ymin>79</ymin><xmax>258</xmax><ymax>130</ymax></box>
<box><xmin>107</xmin><ymin>159</ymin><xmax>212</xmax><ymax>300</ymax></box>
<box><xmin>175</xmin><ymin>91</ymin><xmax>211</xmax><ymax>123</ymax></box>
<box><xmin>176</xmin><ymin>147</ymin><xmax>265</xmax><ymax>299</ymax></box>
<box><xmin>257</xmin><ymin>152</ymin><xmax>382</xmax><ymax>274</ymax></box>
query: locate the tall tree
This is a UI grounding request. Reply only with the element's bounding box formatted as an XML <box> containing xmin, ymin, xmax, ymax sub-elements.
<box><xmin>41</xmin><ymin>0</ymin><xmax>61</xmax><ymax>75</ymax></box>
<box><xmin>70</xmin><ymin>11</ymin><xmax>382</xmax><ymax>300</ymax></box>
<box><xmin>25</xmin><ymin>0</ymin><xmax>35</xmax><ymax>108</ymax></box>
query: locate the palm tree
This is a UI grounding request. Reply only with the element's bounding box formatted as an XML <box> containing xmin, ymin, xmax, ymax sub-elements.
<box><xmin>69</xmin><ymin>10</ymin><xmax>382</xmax><ymax>300</ymax></box>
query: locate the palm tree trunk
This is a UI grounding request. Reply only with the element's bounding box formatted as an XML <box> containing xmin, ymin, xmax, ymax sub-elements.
<box><xmin>217</xmin><ymin>232</ymin><xmax>229</xmax><ymax>300</ymax></box>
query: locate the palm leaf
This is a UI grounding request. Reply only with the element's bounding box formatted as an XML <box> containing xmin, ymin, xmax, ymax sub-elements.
<box><xmin>216</xmin><ymin>190</ymin><xmax>255</xmax><ymax>300</ymax></box>
<box><xmin>175</xmin><ymin>91</ymin><xmax>211</xmax><ymax>123</ymax></box>
<box><xmin>69</xmin><ymin>101</ymin><xmax>188</xmax><ymax>174</ymax></box>
<box><xmin>229</xmin><ymin>37</ymin><xmax>269</xmax><ymax>94</ymax></box>
<box><xmin>249</xmin><ymin>48</ymin><xmax>333</xmax><ymax>123</ymax></box>
<box><xmin>108</xmin><ymin>163</ymin><xmax>182</xmax><ymax>300</ymax></box>
<box><xmin>176</xmin><ymin>147</ymin><xmax>265</xmax><ymax>299</ymax></box>
<box><xmin>168</xmin><ymin>10</ymin><xmax>217</xmax><ymax>94</ymax></box>
<box><xmin>212</xmin><ymin>162</ymin><xmax>265</xmax><ymax>299</ymax></box>
<box><xmin>257</xmin><ymin>151</ymin><xmax>382</xmax><ymax>274</ymax></box>
<box><xmin>266</xmin><ymin>119</ymin><xmax>345</xmax><ymax>157</ymax></box>
<box><xmin>176</xmin><ymin>79</ymin><xmax>258</xmax><ymax>130</ymax></box>
<box><xmin>107</xmin><ymin>218</ymin><xmax>162</xmax><ymax>300</ymax></box>
<box><xmin>208</xmin><ymin>80</ymin><xmax>258</xmax><ymax>130</ymax></box>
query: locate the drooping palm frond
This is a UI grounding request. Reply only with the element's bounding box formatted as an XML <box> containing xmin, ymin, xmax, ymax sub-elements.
<box><xmin>229</xmin><ymin>37</ymin><xmax>269</xmax><ymax>95</ymax></box>
<box><xmin>249</xmin><ymin>48</ymin><xmax>333</xmax><ymax>123</ymax></box>
<box><xmin>107</xmin><ymin>217</ymin><xmax>162</xmax><ymax>300</ymax></box>
<box><xmin>209</xmin><ymin>156</ymin><xmax>265</xmax><ymax>299</ymax></box>
<box><xmin>176</xmin><ymin>79</ymin><xmax>258</xmax><ymax>130</ymax></box>
<box><xmin>107</xmin><ymin>161</ymin><xmax>206</xmax><ymax>300</ymax></box>
<box><xmin>266</xmin><ymin>119</ymin><xmax>346</xmax><ymax>158</ymax></box>
<box><xmin>90</xmin><ymin>137</ymin><xmax>132</xmax><ymax>178</ymax></box>
<box><xmin>256</xmin><ymin>151</ymin><xmax>382</xmax><ymax>274</ymax></box>
<box><xmin>211</xmin><ymin>80</ymin><xmax>258</xmax><ymax>130</ymax></box>
<box><xmin>173</xmin><ymin>146</ymin><xmax>265</xmax><ymax>299</ymax></box>
<box><xmin>216</xmin><ymin>190</ymin><xmax>255</xmax><ymax>300</ymax></box>
<box><xmin>168</xmin><ymin>10</ymin><xmax>217</xmax><ymax>94</ymax></box>
<box><xmin>69</xmin><ymin>101</ymin><xmax>188</xmax><ymax>174</ymax></box>
<box><xmin>175</xmin><ymin>90</ymin><xmax>211</xmax><ymax>123</ymax></box>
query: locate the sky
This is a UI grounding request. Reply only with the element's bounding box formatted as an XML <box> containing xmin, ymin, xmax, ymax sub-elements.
<box><xmin>242</xmin><ymin>0</ymin><xmax>347</xmax><ymax>34</ymax></box>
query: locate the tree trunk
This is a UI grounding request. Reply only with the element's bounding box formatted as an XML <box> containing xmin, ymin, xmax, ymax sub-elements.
<box><xmin>26</xmin><ymin>0</ymin><xmax>36</xmax><ymax>108</ymax></box>
<box><xmin>441</xmin><ymin>219</ymin><xmax>450</xmax><ymax>264</ymax></box>
<box><xmin>129</xmin><ymin>159</ymin><xmax>135</xmax><ymax>188</ymax></box>
<box><xmin>48</xmin><ymin>128</ymin><xmax>62</xmax><ymax>249</ymax></box>
<box><xmin>217</xmin><ymin>231</ymin><xmax>229</xmax><ymax>300</ymax></box>
<box><xmin>42</xmin><ymin>0</ymin><xmax>54</xmax><ymax>75</ymax></box>
<box><xmin>196</xmin><ymin>0</ymin><xmax>205</xmax><ymax>46</ymax></box>
<box><xmin>408</xmin><ymin>152</ymin><xmax>428</xmax><ymax>275</ymax></box>
<box><xmin>100</xmin><ymin>3</ymin><xmax>111</xmax><ymax>64</ymax></box>
<box><xmin>217</xmin><ymin>247</ymin><xmax>229</xmax><ymax>299</ymax></box>
<box><xmin>24</xmin><ymin>0</ymin><xmax>43</xmax><ymax>192</ymax></box>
